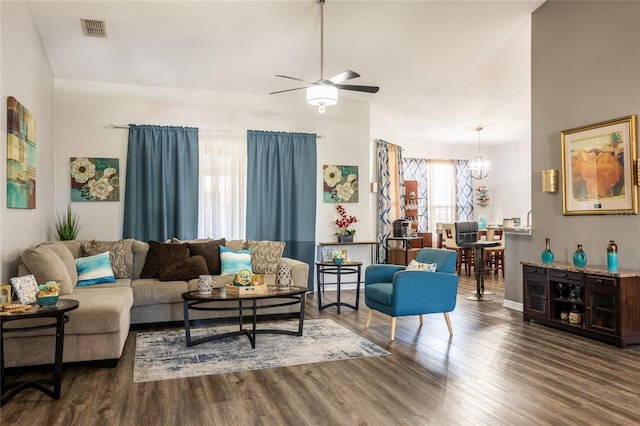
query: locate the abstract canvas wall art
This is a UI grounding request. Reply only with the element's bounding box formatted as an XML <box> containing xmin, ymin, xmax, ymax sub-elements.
<box><xmin>6</xmin><ymin>97</ymin><xmax>36</xmax><ymax>208</ymax></box>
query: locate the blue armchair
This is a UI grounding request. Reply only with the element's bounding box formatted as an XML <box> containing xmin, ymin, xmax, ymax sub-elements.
<box><xmin>364</xmin><ymin>248</ymin><xmax>459</xmax><ymax>341</ymax></box>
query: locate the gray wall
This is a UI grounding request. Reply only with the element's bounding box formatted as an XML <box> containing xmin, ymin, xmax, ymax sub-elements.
<box><xmin>514</xmin><ymin>0</ymin><xmax>640</xmax><ymax>302</ymax></box>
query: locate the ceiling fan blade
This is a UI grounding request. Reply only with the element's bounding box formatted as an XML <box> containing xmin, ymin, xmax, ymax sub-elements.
<box><xmin>269</xmin><ymin>86</ymin><xmax>308</xmax><ymax>95</ymax></box>
<box><xmin>328</xmin><ymin>70</ymin><xmax>360</xmax><ymax>84</ymax></box>
<box><xmin>275</xmin><ymin>75</ymin><xmax>317</xmax><ymax>85</ymax></box>
<box><xmin>335</xmin><ymin>84</ymin><xmax>380</xmax><ymax>94</ymax></box>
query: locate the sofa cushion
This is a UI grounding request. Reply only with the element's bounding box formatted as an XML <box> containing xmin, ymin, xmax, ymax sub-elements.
<box><xmin>140</xmin><ymin>241</ymin><xmax>188</xmax><ymax>278</ymax></box>
<box><xmin>158</xmin><ymin>255</ymin><xmax>209</xmax><ymax>282</ymax></box>
<box><xmin>38</xmin><ymin>241</ymin><xmax>79</xmax><ymax>286</ymax></box>
<box><xmin>81</xmin><ymin>240</ymin><xmax>129</xmax><ymax>278</ymax></box>
<box><xmin>131</xmin><ymin>279</ymin><xmax>189</xmax><ymax>306</ymax></box>
<box><xmin>366</xmin><ymin>283</ymin><xmax>393</xmax><ymax>306</ymax></box>
<box><xmin>247</xmin><ymin>240</ymin><xmax>285</xmax><ymax>274</ymax></box>
<box><xmin>132</xmin><ymin>240</ymin><xmax>150</xmax><ymax>279</ymax></box>
<box><xmin>220</xmin><ymin>246</ymin><xmax>252</xmax><ymax>276</ymax></box>
<box><xmin>187</xmin><ymin>239</ymin><xmax>226</xmax><ymax>275</ymax></box>
<box><xmin>62</xmin><ymin>287</ymin><xmax>133</xmax><ymax>335</ymax></box>
<box><xmin>76</xmin><ymin>252</ymin><xmax>117</xmax><ymax>286</ymax></box>
<box><xmin>9</xmin><ymin>274</ymin><xmax>39</xmax><ymax>304</ymax></box>
<box><xmin>22</xmin><ymin>245</ymin><xmax>74</xmax><ymax>295</ymax></box>
<box><xmin>225</xmin><ymin>240</ymin><xmax>246</xmax><ymax>251</ymax></box>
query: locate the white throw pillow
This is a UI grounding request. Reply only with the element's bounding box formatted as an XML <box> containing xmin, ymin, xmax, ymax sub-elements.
<box><xmin>76</xmin><ymin>252</ymin><xmax>116</xmax><ymax>286</ymax></box>
<box><xmin>406</xmin><ymin>259</ymin><xmax>437</xmax><ymax>272</ymax></box>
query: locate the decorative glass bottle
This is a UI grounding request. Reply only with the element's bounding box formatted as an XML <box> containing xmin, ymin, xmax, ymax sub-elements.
<box><xmin>541</xmin><ymin>238</ymin><xmax>554</xmax><ymax>264</ymax></box>
<box><xmin>607</xmin><ymin>240</ymin><xmax>618</xmax><ymax>273</ymax></box>
<box><xmin>573</xmin><ymin>244</ymin><xmax>587</xmax><ymax>268</ymax></box>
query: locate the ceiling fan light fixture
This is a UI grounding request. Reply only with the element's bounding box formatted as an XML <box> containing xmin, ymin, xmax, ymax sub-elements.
<box><xmin>306</xmin><ymin>85</ymin><xmax>338</xmax><ymax>108</ymax></box>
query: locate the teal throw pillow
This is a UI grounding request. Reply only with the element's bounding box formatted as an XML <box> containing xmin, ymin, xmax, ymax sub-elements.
<box><xmin>220</xmin><ymin>246</ymin><xmax>252</xmax><ymax>276</ymax></box>
<box><xmin>76</xmin><ymin>252</ymin><xmax>117</xmax><ymax>286</ymax></box>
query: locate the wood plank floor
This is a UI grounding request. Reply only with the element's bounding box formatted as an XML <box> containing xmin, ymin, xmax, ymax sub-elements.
<box><xmin>2</xmin><ymin>273</ymin><xmax>639</xmax><ymax>425</ymax></box>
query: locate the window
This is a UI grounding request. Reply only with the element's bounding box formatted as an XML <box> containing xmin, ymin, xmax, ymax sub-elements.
<box><xmin>427</xmin><ymin>160</ymin><xmax>456</xmax><ymax>231</ymax></box>
<box><xmin>198</xmin><ymin>130</ymin><xmax>247</xmax><ymax>239</ymax></box>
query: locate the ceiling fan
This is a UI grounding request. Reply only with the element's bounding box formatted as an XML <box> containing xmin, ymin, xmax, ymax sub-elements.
<box><xmin>269</xmin><ymin>0</ymin><xmax>379</xmax><ymax>113</ymax></box>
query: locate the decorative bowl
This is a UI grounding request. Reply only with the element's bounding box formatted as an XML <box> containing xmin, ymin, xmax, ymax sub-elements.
<box><xmin>333</xmin><ymin>257</ymin><xmax>344</xmax><ymax>265</ymax></box>
<box><xmin>36</xmin><ymin>294</ymin><xmax>59</xmax><ymax>306</ymax></box>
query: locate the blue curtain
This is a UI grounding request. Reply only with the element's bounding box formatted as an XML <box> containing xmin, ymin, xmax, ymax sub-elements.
<box><xmin>246</xmin><ymin>130</ymin><xmax>317</xmax><ymax>288</ymax></box>
<box><xmin>123</xmin><ymin>125</ymin><xmax>199</xmax><ymax>241</ymax></box>
<box><xmin>456</xmin><ymin>160</ymin><xmax>474</xmax><ymax>221</ymax></box>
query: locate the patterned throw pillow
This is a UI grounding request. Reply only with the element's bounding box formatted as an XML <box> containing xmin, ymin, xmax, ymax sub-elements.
<box><xmin>220</xmin><ymin>246</ymin><xmax>253</xmax><ymax>276</ymax></box>
<box><xmin>76</xmin><ymin>252</ymin><xmax>117</xmax><ymax>286</ymax></box>
<box><xmin>82</xmin><ymin>240</ymin><xmax>128</xmax><ymax>279</ymax></box>
<box><xmin>406</xmin><ymin>259</ymin><xmax>438</xmax><ymax>272</ymax></box>
<box><xmin>247</xmin><ymin>240</ymin><xmax>285</xmax><ymax>274</ymax></box>
<box><xmin>10</xmin><ymin>274</ymin><xmax>39</xmax><ymax>304</ymax></box>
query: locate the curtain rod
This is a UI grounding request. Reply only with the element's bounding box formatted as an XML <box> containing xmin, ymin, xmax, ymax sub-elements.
<box><xmin>107</xmin><ymin>124</ymin><xmax>325</xmax><ymax>138</ymax></box>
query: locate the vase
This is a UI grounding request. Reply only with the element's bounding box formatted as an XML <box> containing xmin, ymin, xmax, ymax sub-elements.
<box><xmin>333</xmin><ymin>257</ymin><xmax>344</xmax><ymax>265</ymax></box>
<box><xmin>541</xmin><ymin>238</ymin><xmax>554</xmax><ymax>264</ymax></box>
<box><xmin>275</xmin><ymin>262</ymin><xmax>291</xmax><ymax>290</ymax></box>
<box><xmin>338</xmin><ymin>235</ymin><xmax>353</xmax><ymax>243</ymax></box>
<box><xmin>573</xmin><ymin>245</ymin><xmax>587</xmax><ymax>268</ymax></box>
<box><xmin>198</xmin><ymin>275</ymin><xmax>214</xmax><ymax>295</ymax></box>
<box><xmin>607</xmin><ymin>240</ymin><xmax>618</xmax><ymax>273</ymax></box>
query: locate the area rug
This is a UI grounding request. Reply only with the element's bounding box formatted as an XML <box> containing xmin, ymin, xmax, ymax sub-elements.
<box><xmin>133</xmin><ymin>319</ymin><xmax>390</xmax><ymax>383</ymax></box>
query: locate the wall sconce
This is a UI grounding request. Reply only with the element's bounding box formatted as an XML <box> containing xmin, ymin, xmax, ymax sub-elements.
<box><xmin>542</xmin><ymin>169</ymin><xmax>558</xmax><ymax>193</ymax></box>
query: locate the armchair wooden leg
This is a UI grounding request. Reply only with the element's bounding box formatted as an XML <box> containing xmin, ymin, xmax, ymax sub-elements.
<box><xmin>443</xmin><ymin>312</ymin><xmax>453</xmax><ymax>335</ymax></box>
<box><xmin>365</xmin><ymin>309</ymin><xmax>373</xmax><ymax>329</ymax></box>
<box><xmin>419</xmin><ymin>314</ymin><xmax>423</xmax><ymax>325</ymax></box>
<box><xmin>390</xmin><ymin>317</ymin><xmax>397</xmax><ymax>341</ymax></box>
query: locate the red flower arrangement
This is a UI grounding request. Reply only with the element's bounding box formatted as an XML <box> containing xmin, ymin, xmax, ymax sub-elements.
<box><xmin>334</xmin><ymin>204</ymin><xmax>358</xmax><ymax>236</ymax></box>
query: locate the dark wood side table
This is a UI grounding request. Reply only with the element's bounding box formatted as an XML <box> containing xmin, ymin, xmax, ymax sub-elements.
<box><xmin>316</xmin><ymin>261</ymin><xmax>362</xmax><ymax>314</ymax></box>
<box><xmin>1</xmin><ymin>298</ymin><xmax>79</xmax><ymax>406</ymax></box>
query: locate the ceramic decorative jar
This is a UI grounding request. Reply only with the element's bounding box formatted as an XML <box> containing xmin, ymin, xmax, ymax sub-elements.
<box><xmin>541</xmin><ymin>238</ymin><xmax>554</xmax><ymax>264</ymax></box>
<box><xmin>607</xmin><ymin>240</ymin><xmax>618</xmax><ymax>273</ymax></box>
<box><xmin>573</xmin><ymin>245</ymin><xmax>587</xmax><ymax>268</ymax></box>
<box><xmin>275</xmin><ymin>262</ymin><xmax>292</xmax><ymax>290</ymax></box>
<box><xmin>198</xmin><ymin>275</ymin><xmax>214</xmax><ymax>295</ymax></box>
<box><xmin>569</xmin><ymin>310</ymin><xmax>582</xmax><ymax>325</ymax></box>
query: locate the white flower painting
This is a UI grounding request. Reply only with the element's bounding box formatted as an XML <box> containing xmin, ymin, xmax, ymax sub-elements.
<box><xmin>70</xmin><ymin>157</ymin><xmax>120</xmax><ymax>202</ymax></box>
<box><xmin>323</xmin><ymin>164</ymin><xmax>358</xmax><ymax>203</ymax></box>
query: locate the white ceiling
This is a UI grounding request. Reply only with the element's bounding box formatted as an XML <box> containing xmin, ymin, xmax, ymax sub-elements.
<box><xmin>27</xmin><ymin>0</ymin><xmax>545</xmax><ymax>146</ymax></box>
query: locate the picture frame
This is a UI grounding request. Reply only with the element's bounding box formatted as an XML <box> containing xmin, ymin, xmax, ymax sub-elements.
<box><xmin>561</xmin><ymin>115</ymin><xmax>638</xmax><ymax>215</ymax></box>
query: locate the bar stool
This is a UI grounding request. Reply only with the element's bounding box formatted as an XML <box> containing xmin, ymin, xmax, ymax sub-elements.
<box><xmin>485</xmin><ymin>229</ymin><xmax>505</xmax><ymax>277</ymax></box>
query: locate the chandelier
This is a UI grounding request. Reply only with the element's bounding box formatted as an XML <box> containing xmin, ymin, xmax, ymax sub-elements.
<box><xmin>468</xmin><ymin>126</ymin><xmax>491</xmax><ymax>179</ymax></box>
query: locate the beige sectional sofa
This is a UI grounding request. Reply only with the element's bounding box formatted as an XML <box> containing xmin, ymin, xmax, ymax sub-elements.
<box><xmin>4</xmin><ymin>238</ymin><xmax>309</xmax><ymax>368</ymax></box>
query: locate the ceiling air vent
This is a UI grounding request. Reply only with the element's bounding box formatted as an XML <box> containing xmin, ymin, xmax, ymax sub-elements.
<box><xmin>81</xmin><ymin>18</ymin><xmax>107</xmax><ymax>38</ymax></box>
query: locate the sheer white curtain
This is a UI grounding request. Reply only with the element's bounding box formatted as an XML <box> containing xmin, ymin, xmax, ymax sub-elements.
<box><xmin>427</xmin><ymin>160</ymin><xmax>456</xmax><ymax>231</ymax></box>
<box><xmin>198</xmin><ymin>129</ymin><xmax>247</xmax><ymax>239</ymax></box>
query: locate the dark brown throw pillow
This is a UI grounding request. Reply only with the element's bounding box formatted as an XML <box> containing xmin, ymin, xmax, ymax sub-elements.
<box><xmin>187</xmin><ymin>238</ymin><xmax>226</xmax><ymax>275</ymax></box>
<box><xmin>140</xmin><ymin>241</ymin><xmax>188</xmax><ymax>278</ymax></box>
<box><xmin>158</xmin><ymin>255</ymin><xmax>209</xmax><ymax>282</ymax></box>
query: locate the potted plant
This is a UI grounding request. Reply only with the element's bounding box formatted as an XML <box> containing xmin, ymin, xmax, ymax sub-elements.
<box><xmin>54</xmin><ymin>204</ymin><xmax>80</xmax><ymax>241</ymax></box>
<box><xmin>333</xmin><ymin>204</ymin><xmax>357</xmax><ymax>243</ymax></box>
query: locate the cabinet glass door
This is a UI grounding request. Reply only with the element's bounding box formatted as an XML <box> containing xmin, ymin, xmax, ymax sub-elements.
<box><xmin>588</xmin><ymin>286</ymin><xmax>617</xmax><ymax>333</ymax></box>
<box><xmin>525</xmin><ymin>277</ymin><xmax>547</xmax><ymax>316</ymax></box>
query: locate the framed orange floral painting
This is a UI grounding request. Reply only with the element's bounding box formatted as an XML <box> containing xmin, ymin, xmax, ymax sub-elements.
<box><xmin>561</xmin><ymin>115</ymin><xmax>637</xmax><ymax>215</ymax></box>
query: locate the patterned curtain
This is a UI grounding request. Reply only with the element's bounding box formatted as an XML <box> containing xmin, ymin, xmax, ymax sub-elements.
<box><xmin>376</xmin><ymin>140</ymin><xmax>404</xmax><ymax>263</ymax></box>
<box><xmin>403</xmin><ymin>157</ymin><xmax>429</xmax><ymax>232</ymax></box>
<box><xmin>455</xmin><ymin>160</ymin><xmax>473</xmax><ymax>221</ymax></box>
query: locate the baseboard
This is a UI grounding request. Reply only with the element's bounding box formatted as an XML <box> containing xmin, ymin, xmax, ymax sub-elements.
<box><xmin>503</xmin><ymin>299</ymin><xmax>523</xmax><ymax>312</ymax></box>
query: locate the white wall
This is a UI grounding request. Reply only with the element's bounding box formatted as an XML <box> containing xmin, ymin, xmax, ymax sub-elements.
<box><xmin>54</xmin><ymin>79</ymin><xmax>374</xmax><ymax>261</ymax></box>
<box><xmin>1</xmin><ymin>2</ymin><xmax>55</xmax><ymax>282</ymax></box>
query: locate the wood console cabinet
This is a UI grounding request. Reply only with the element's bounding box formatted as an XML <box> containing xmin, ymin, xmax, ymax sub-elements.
<box><xmin>522</xmin><ymin>261</ymin><xmax>640</xmax><ymax>348</ymax></box>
